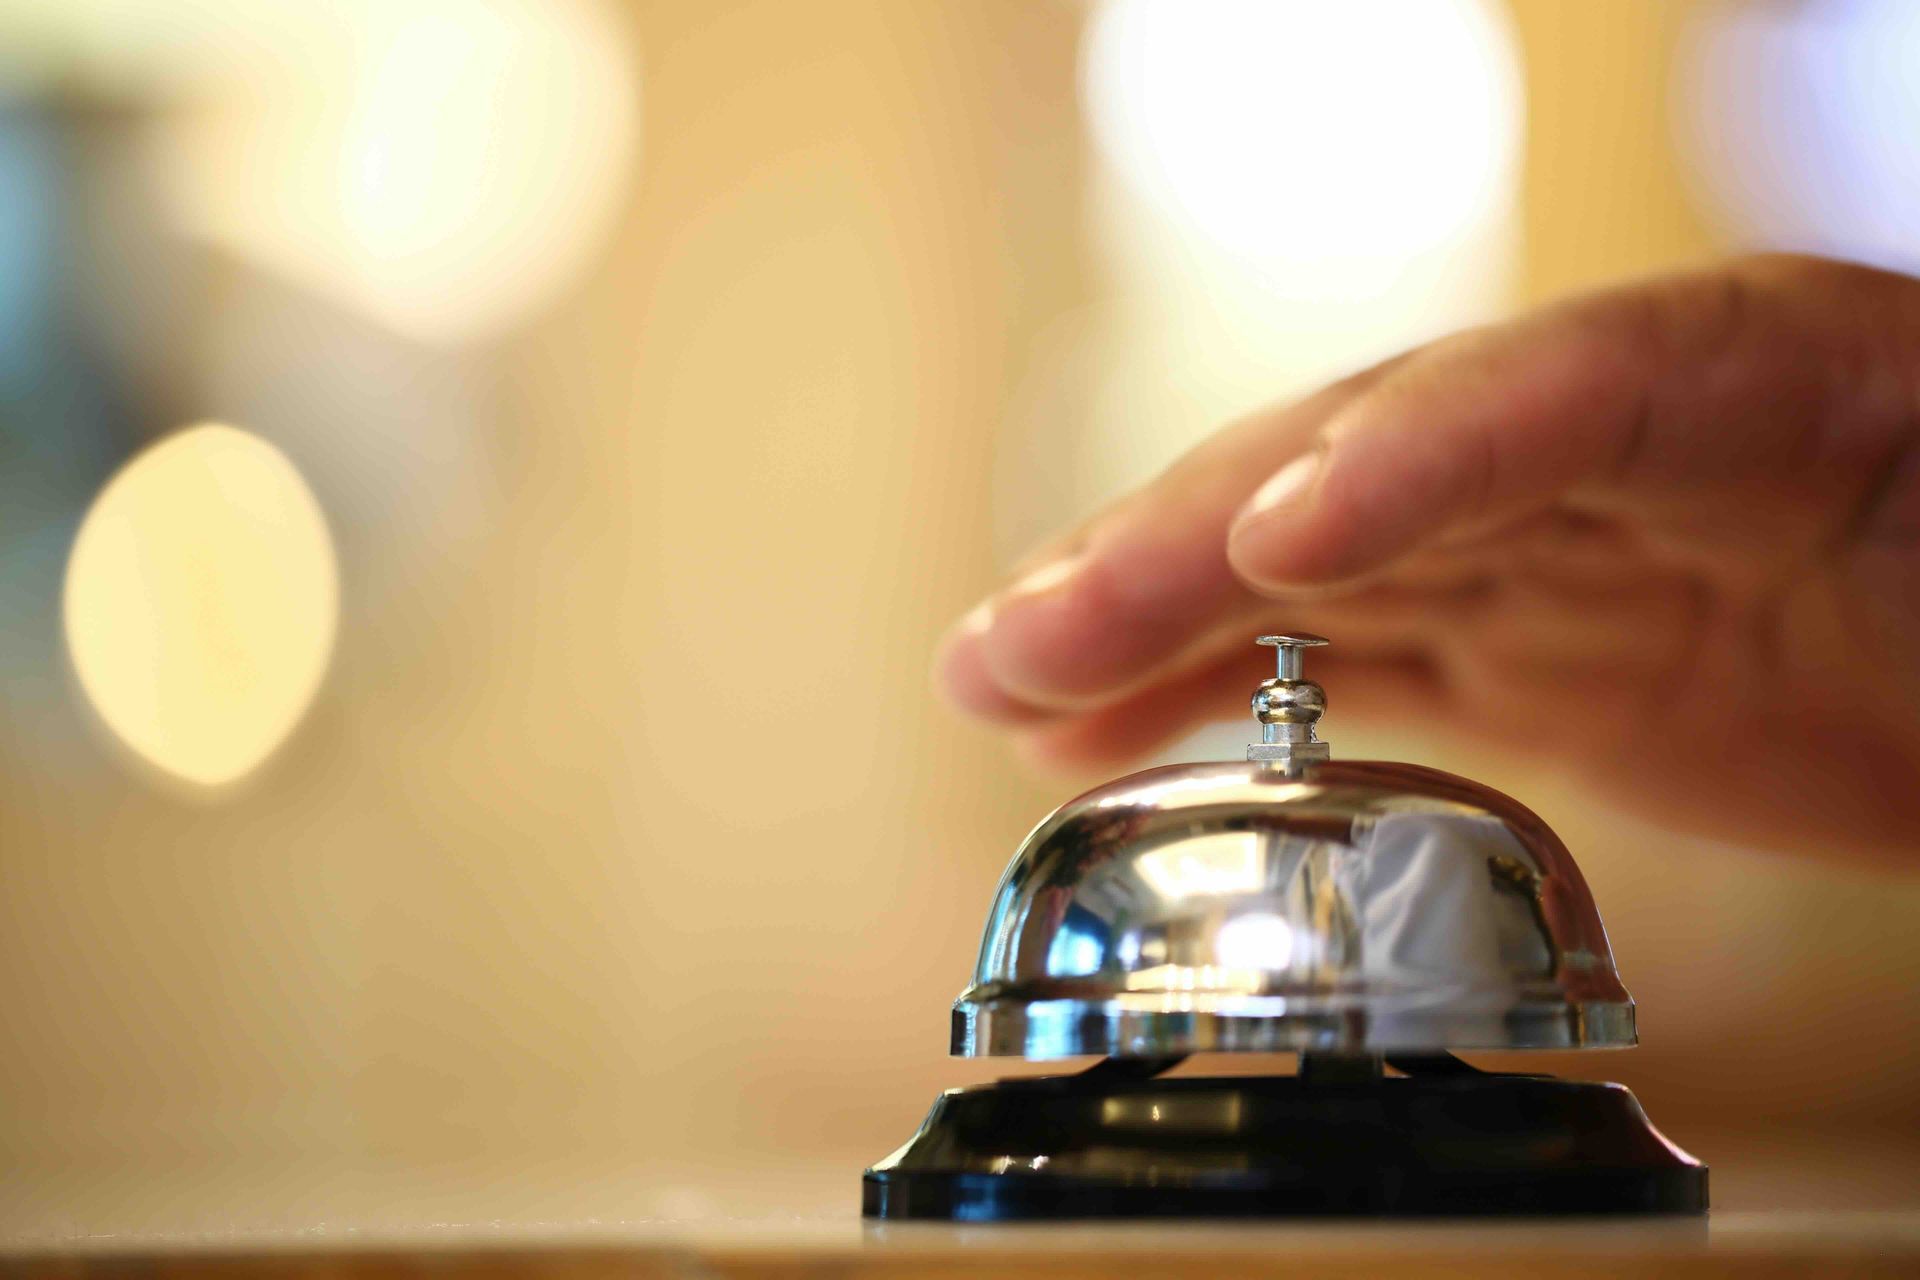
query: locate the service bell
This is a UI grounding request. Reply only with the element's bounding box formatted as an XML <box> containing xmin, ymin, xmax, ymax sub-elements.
<box><xmin>864</xmin><ymin>635</ymin><xmax>1707</xmax><ymax>1220</ymax></box>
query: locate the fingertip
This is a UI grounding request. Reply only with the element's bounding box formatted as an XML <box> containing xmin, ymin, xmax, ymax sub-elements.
<box><xmin>981</xmin><ymin>549</ymin><xmax>1203</xmax><ymax>711</ymax></box>
<box><xmin>1226</xmin><ymin>511</ymin><xmax>1332</xmax><ymax>591</ymax></box>
<box><xmin>1225</xmin><ymin>474</ymin><xmax>1376</xmax><ymax>591</ymax></box>
<box><xmin>934</xmin><ymin>607</ymin><xmax>1054</xmax><ymax>725</ymax></box>
<box><xmin>1226</xmin><ymin>404</ymin><xmax>1458</xmax><ymax>590</ymax></box>
<box><xmin>971</xmin><ymin>551</ymin><xmax>1119</xmax><ymax>710</ymax></box>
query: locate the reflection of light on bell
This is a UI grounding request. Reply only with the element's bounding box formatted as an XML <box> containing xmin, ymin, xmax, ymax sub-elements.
<box><xmin>1216</xmin><ymin>912</ymin><xmax>1295</xmax><ymax>971</ymax></box>
<box><xmin>1134</xmin><ymin>834</ymin><xmax>1262</xmax><ymax>899</ymax></box>
<box><xmin>64</xmin><ymin>425</ymin><xmax>339</xmax><ymax>786</ymax></box>
<box><xmin>1079</xmin><ymin>0</ymin><xmax>1521</xmax><ymax>295</ymax></box>
<box><xmin>152</xmin><ymin>0</ymin><xmax>639</xmax><ymax>344</ymax></box>
<box><xmin>1122</xmin><ymin>964</ymin><xmax>1265</xmax><ymax>994</ymax></box>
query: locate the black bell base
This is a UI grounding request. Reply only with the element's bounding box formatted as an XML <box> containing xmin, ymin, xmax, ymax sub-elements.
<box><xmin>863</xmin><ymin>1069</ymin><xmax>1707</xmax><ymax>1221</ymax></box>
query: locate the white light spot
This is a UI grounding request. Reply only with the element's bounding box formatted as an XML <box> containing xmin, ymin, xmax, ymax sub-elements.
<box><xmin>1680</xmin><ymin>1</ymin><xmax>1920</xmax><ymax>273</ymax></box>
<box><xmin>1216</xmin><ymin>912</ymin><xmax>1296</xmax><ymax>971</ymax></box>
<box><xmin>64</xmin><ymin>425</ymin><xmax>339</xmax><ymax>786</ymax></box>
<box><xmin>1080</xmin><ymin>0</ymin><xmax>1522</xmax><ymax>296</ymax></box>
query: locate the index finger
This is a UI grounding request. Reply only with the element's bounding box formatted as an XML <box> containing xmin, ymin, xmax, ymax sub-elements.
<box><xmin>938</xmin><ymin>364</ymin><xmax>1391</xmax><ymax>718</ymax></box>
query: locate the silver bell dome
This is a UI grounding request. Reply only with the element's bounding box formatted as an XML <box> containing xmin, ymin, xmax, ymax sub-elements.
<box><xmin>952</xmin><ymin>635</ymin><xmax>1635</xmax><ymax>1060</ymax></box>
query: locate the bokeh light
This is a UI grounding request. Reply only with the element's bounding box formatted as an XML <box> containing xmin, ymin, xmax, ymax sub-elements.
<box><xmin>64</xmin><ymin>424</ymin><xmax>338</xmax><ymax>786</ymax></box>
<box><xmin>1005</xmin><ymin>0</ymin><xmax>1525</xmax><ymax>566</ymax></box>
<box><xmin>1680</xmin><ymin>0</ymin><xmax>1920</xmax><ymax>274</ymax></box>
<box><xmin>1079</xmin><ymin>0</ymin><xmax>1523</xmax><ymax>297</ymax></box>
<box><xmin>151</xmin><ymin>0</ymin><xmax>639</xmax><ymax>344</ymax></box>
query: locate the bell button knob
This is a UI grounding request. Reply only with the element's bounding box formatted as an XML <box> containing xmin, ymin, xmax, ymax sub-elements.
<box><xmin>1249</xmin><ymin>633</ymin><xmax>1330</xmax><ymax>763</ymax></box>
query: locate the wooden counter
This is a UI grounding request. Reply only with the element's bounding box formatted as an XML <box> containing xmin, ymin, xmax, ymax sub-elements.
<box><xmin>10</xmin><ymin>1127</ymin><xmax>1920</xmax><ymax>1279</ymax></box>
<box><xmin>7</xmin><ymin>1213</ymin><xmax>1920</xmax><ymax>1278</ymax></box>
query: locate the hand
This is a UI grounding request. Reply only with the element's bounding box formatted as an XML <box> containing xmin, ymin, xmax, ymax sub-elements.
<box><xmin>938</xmin><ymin>255</ymin><xmax>1920</xmax><ymax>869</ymax></box>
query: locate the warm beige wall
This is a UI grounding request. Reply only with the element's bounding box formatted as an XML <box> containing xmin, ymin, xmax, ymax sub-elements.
<box><xmin>1508</xmin><ymin>0</ymin><xmax>1722</xmax><ymax>301</ymax></box>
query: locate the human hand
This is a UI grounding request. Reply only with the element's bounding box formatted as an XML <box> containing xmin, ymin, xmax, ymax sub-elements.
<box><xmin>939</xmin><ymin>255</ymin><xmax>1920</xmax><ymax>869</ymax></box>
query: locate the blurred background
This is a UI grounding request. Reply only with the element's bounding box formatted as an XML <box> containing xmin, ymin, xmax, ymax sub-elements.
<box><xmin>2</xmin><ymin>0</ymin><xmax>1918</xmax><ymax>1242</ymax></box>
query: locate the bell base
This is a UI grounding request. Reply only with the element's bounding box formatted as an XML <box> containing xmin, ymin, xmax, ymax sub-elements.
<box><xmin>862</xmin><ymin>1070</ymin><xmax>1706</xmax><ymax>1221</ymax></box>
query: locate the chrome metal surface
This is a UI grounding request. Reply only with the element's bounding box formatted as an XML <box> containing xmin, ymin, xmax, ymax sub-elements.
<box><xmin>1256</xmin><ymin>632</ymin><xmax>1328</xmax><ymax>680</ymax></box>
<box><xmin>952</xmin><ymin>759</ymin><xmax>1635</xmax><ymax>1057</ymax></box>
<box><xmin>952</xmin><ymin>635</ymin><xmax>1635</xmax><ymax>1059</ymax></box>
<box><xmin>1249</xmin><ymin>634</ymin><xmax>1330</xmax><ymax>763</ymax></box>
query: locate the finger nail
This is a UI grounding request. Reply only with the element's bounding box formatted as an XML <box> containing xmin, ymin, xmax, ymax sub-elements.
<box><xmin>1235</xmin><ymin>452</ymin><xmax>1322</xmax><ymax>527</ymax></box>
<box><xmin>1003</xmin><ymin>551</ymin><xmax>1087</xmax><ymax>602</ymax></box>
<box><xmin>955</xmin><ymin>600</ymin><xmax>995</xmax><ymax>637</ymax></box>
<box><xmin>937</xmin><ymin>551</ymin><xmax>1095</xmax><ymax>715</ymax></box>
<box><xmin>935</xmin><ymin>610</ymin><xmax>1050</xmax><ymax>724</ymax></box>
<box><xmin>933</xmin><ymin>555</ymin><xmax>1085</xmax><ymax>720</ymax></box>
<box><xmin>942</xmin><ymin>551</ymin><xmax>1084</xmax><ymax>653</ymax></box>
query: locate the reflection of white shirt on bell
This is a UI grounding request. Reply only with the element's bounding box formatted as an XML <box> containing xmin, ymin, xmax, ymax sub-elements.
<box><xmin>1343</xmin><ymin>812</ymin><xmax>1554</xmax><ymax>1042</ymax></box>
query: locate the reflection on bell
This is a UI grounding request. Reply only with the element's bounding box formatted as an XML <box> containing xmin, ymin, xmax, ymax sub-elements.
<box><xmin>863</xmin><ymin>634</ymin><xmax>1707</xmax><ymax>1220</ymax></box>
